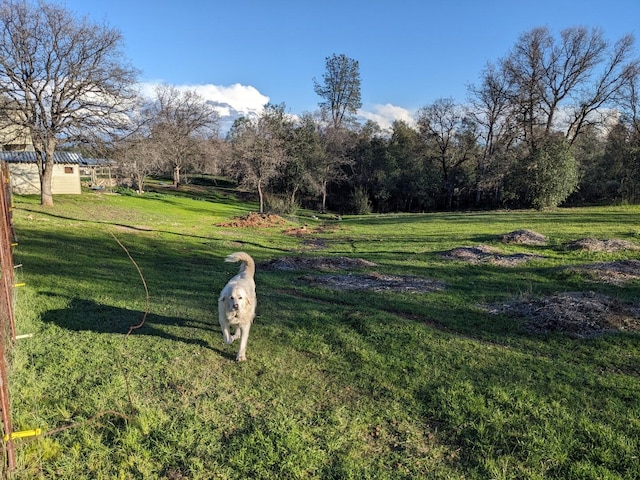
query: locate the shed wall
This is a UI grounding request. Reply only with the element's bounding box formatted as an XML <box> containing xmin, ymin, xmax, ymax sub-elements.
<box><xmin>8</xmin><ymin>163</ymin><xmax>81</xmax><ymax>195</ymax></box>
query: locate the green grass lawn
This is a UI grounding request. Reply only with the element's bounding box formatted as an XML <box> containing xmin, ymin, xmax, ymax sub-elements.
<box><xmin>6</xmin><ymin>189</ymin><xmax>640</xmax><ymax>479</ymax></box>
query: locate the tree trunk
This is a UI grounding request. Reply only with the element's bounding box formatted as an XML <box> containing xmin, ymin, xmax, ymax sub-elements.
<box><xmin>321</xmin><ymin>180</ymin><xmax>328</xmax><ymax>213</ymax></box>
<box><xmin>134</xmin><ymin>171</ymin><xmax>145</xmax><ymax>194</ymax></box>
<box><xmin>40</xmin><ymin>168</ymin><xmax>54</xmax><ymax>206</ymax></box>
<box><xmin>257</xmin><ymin>179</ymin><xmax>264</xmax><ymax>213</ymax></box>
<box><xmin>173</xmin><ymin>164</ymin><xmax>181</xmax><ymax>188</ymax></box>
<box><xmin>39</xmin><ymin>143</ymin><xmax>56</xmax><ymax>206</ymax></box>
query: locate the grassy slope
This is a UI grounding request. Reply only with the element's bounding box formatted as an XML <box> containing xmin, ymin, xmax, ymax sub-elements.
<box><xmin>6</xmin><ymin>190</ymin><xmax>640</xmax><ymax>479</ymax></box>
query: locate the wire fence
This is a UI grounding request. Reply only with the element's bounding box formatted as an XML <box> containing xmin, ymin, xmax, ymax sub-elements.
<box><xmin>0</xmin><ymin>161</ymin><xmax>17</xmax><ymax>473</ymax></box>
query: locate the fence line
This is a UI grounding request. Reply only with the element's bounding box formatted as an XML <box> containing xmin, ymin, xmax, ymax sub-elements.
<box><xmin>0</xmin><ymin>161</ymin><xmax>17</xmax><ymax>472</ymax></box>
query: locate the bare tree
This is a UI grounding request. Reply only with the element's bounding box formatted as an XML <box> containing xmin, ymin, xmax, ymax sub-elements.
<box><xmin>115</xmin><ymin>137</ymin><xmax>160</xmax><ymax>193</ymax></box>
<box><xmin>620</xmin><ymin>57</ymin><xmax>640</xmax><ymax>138</ymax></box>
<box><xmin>467</xmin><ymin>63</ymin><xmax>518</xmax><ymax>205</ymax></box>
<box><xmin>146</xmin><ymin>84</ymin><xmax>219</xmax><ymax>187</ymax></box>
<box><xmin>0</xmin><ymin>0</ymin><xmax>138</xmax><ymax>205</ymax></box>
<box><xmin>196</xmin><ymin>136</ymin><xmax>230</xmax><ymax>176</ymax></box>
<box><xmin>280</xmin><ymin>113</ymin><xmax>323</xmax><ymax>206</ymax></box>
<box><xmin>227</xmin><ymin>104</ymin><xmax>291</xmax><ymax>213</ymax></box>
<box><xmin>316</xmin><ymin>125</ymin><xmax>353</xmax><ymax>213</ymax></box>
<box><xmin>416</xmin><ymin>98</ymin><xmax>479</xmax><ymax>208</ymax></box>
<box><xmin>314</xmin><ymin>54</ymin><xmax>362</xmax><ymax>129</ymax></box>
<box><xmin>502</xmin><ymin>26</ymin><xmax>639</xmax><ymax>148</ymax></box>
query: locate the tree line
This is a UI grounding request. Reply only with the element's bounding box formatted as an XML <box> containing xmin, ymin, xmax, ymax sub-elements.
<box><xmin>0</xmin><ymin>1</ymin><xmax>639</xmax><ymax>211</ymax></box>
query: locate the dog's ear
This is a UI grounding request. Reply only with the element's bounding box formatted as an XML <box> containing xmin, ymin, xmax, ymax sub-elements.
<box><xmin>218</xmin><ymin>294</ymin><xmax>226</xmax><ymax>302</ymax></box>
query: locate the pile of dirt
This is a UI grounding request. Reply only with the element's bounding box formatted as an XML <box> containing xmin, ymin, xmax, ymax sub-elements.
<box><xmin>216</xmin><ymin>212</ymin><xmax>287</xmax><ymax>228</ymax></box>
<box><xmin>441</xmin><ymin>245</ymin><xmax>543</xmax><ymax>266</ymax></box>
<box><xmin>501</xmin><ymin>229</ymin><xmax>547</xmax><ymax>245</ymax></box>
<box><xmin>486</xmin><ymin>291</ymin><xmax>640</xmax><ymax>338</ymax></box>
<box><xmin>564</xmin><ymin>238</ymin><xmax>640</xmax><ymax>252</ymax></box>
<box><xmin>262</xmin><ymin>256</ymin><xmax>377</xmax><ymax>271</ymax></box>
<box><xmin>564</xmin><ymin>260</ymin><xmax>640</xmax><ymax>286</ymax></box>
<box><xmin>300</xmin><ymin>272</ymin><xmax>445</xmax><ymax>293</ymax></box>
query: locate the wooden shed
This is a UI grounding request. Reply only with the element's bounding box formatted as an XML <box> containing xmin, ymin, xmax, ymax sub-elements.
<box><xmin>0</xmin><ymin>151</ymin><xmax>82</xmax><ymax>195</ymax></box>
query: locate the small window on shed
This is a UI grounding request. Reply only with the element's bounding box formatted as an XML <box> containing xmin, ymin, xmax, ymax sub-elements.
<box><xmin>64</xmin><ymin>166</ymin><xmax>74</xmax><ymax>174</ymax></box>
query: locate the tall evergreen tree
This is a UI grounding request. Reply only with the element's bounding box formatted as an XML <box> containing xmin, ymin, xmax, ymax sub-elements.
<box><xmin>313</xmin><ymin>54</ymin><xmax>362</xmax><ymax>129</ymax></box>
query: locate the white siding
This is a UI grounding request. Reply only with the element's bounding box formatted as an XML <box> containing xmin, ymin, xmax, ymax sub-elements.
<box><xmin>9</xmin><ymin>163</ymin><xmax>81</xmax><ymax>195</ymax></box>
<box><xmin>52</xmin><ymin>164</ymin><xmax>81</xmax><ymax>194</ymax></box>
<box><xmin>8</xmin><ymin>164</ymin><xmax>39</xmax><ymax>194</ymax></box>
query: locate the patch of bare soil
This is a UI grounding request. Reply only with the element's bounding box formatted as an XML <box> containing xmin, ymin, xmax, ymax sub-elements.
<box><xmin>216</xmin><ymin>212</ymin><xmax>287</xmax><ymax>228</ymax></box>
<box><xmin>262</xmin><ymin>256</ymin><xmax>377</xmax><ymax>271</ymax></box>
<box><xmin>300</xmin><ymin>272</ymin><xmax>445</xmax><ymax>293</ymax></box>
<box><xmin>283</xmin><ymin>225</ymin><xmax>311</xmax><ymax>236</ymax></box>
<box><xmin>441</xmin><ymin>245</ymin><xmax>543</xmax><ymax>266</ymax></box>
<box><xmin>564</xmin><ymin>238</ymin><xmax>640</xmax><ymax>252</ymax></box>
<box><xmin>565</xmin><ymin>260</ymin><xmax>640</xmax><ymax>286</ymax></box>
<box><xmin>283</xmin><ymin>223</ymin><xmax>338</xmax><ymax>237</ymax></box>
<box><xmin>264</xmin><ymin>255</ymin><xmax>444</xmax><ymax>293</ymax></box>
<box><xmin>283</xmin><ymin>224</ymin><xmax>341</xmax><ymax>251</ymax></box>
<box><xmin>300</xmin><ymin>238</ymin><xmax>329</xmax><ymax>250</ymax></box>
<box><xmin>486</xmin><ymin>291</ymin><xmax>640</xmax><ymax>338</ymax></box>
<box><xmin>501</xmin><ymin>229</ymin><xmax>547</xmax><ymax>245</ymax></box>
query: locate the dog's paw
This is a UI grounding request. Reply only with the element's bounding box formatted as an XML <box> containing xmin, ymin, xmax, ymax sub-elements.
<box><xmin>236</xmin><ymin>354</ymin><xmax>247</xmax><ymax>362</ymax></box>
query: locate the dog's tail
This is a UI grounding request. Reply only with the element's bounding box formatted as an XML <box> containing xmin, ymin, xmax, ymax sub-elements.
<box><xmin>225</xmin><ymin>251</ymin><xmax>255</xmax><ymax>276</ymax></box>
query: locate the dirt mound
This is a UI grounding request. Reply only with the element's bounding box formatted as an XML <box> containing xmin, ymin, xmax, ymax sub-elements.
<box><xmin>216</xmin><ymin>212</ymin><xmax>287</xmax><ymax>228</ymax></box>
<box><xmin>441</xmin><ymin>245</ymin><xmax>543</xmax><ymax>266</ymax></box>
<box><xmin>501</xmin><ymin>229</ymin><xmax>547</xmax><ymax>245</ymax></box>
<box><xmin>262</xmin><ymin>256</ymin><xmax>377</xmax><ymax>271</ymax></box>
<box><xmin>300</xmin><ymin>272</ymin><xmax>445</xmax><ymax>293</ymax></box>
<box><xmin>565</xmin><ymin>260</ymin><xmax>640</xmax><ymax>285</ymax></box>
<box><xmin>564</xmin><ymin>238</ymin><xmax>640</xmax><ymax>252</ymax></box>
<box><xmin>487</xmin><ymin>291</ymin><xmax>640</xmax><ymax>338</ymax></box>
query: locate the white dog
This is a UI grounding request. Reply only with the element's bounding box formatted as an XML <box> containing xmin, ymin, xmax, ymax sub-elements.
<box><xmin>218</xmin><ymin>252</ymin><xmax>256</xmax><ymax>361</ymax></box>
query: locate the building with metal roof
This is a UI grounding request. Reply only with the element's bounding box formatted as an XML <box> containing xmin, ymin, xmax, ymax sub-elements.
<box><xmin>0</xmin><ymin>151</ymin><xmax>82</xmax><ymax>164</ymax></box>
<box><xmin>0</xmin><ymin>151</ymin><xmax>82</xmax><ymax>195</ymax></box>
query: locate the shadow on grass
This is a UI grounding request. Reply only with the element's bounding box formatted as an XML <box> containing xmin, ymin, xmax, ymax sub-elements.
<box><xmin>41</xmin><ymin>297</ymin><xmax>236</xmax><ymax>361</ymax></box>
<box><xmin>17</xmin><ymin>207</ymin><xmax>290</xmax><ymax>254</ymax></box>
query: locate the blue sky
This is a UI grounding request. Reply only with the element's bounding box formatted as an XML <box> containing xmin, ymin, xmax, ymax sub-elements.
<box><xmin>61</xmin><ymin>0</ymin><xmax>639</xmax><ymax>128</ymax></box>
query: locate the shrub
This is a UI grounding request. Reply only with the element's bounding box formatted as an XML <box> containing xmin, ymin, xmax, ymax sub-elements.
<box><xmin>349</xmin><ymin>188</ymin><xmax>372</xmax><ymax>214</ymax></box>
<box><xmin>265</xmin><ymin>195</ymin><xmax>300</xmax><ymax>215</ymax></box>
<box><xmin>505</xmin><ymin>136</ymin><xmax>580</xmax><ymax>210</ymax></box>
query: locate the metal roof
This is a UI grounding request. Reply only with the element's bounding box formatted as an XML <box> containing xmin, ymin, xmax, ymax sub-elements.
<box><xmin>0</xmin><ymin>151</ymin><xmax>83</xmax><ymax>164</ymax></box>
<box><xmin>80</xmin><ymin>157</ymin><xmax>114</xmax><ymax>166</ymax></box>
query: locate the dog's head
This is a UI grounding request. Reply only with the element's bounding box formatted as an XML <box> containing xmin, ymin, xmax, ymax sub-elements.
<box><xmin>220</xmin><ymin>287</ymin><xmax>251</xmax><ymax>313</ymax></box>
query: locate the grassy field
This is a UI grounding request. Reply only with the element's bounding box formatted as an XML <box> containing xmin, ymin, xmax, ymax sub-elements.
<box><xmin>5</xmin><ymin>185</ymin><xmax>640</xmax><ymax>479</ymax></box>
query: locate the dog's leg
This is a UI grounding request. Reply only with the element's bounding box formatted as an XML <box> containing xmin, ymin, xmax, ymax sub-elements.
<box><xmin>221</xmin><ymin>324</ymin><xmax>235</xmax><ymax>344</ymax></box>
<box><xmin>236</xmin><ymin>323</ymin><xmax>252</xmax><ymax>361</ymax></box>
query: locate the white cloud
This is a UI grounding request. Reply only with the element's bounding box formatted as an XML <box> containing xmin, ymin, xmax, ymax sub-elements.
<box><xmin>138</xmin><ymin>83</ymin><xmax>415</xmax><ymax>133</ymax></box>
<box><xmin>358</xmin><ymin>103</ymin><xmax>416</xmax><ymax>131</ymax></box>
<box><xmin>139</xmin><ymin>82</ymin><xmax>270</xmax><ymax>117</ymax></box>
